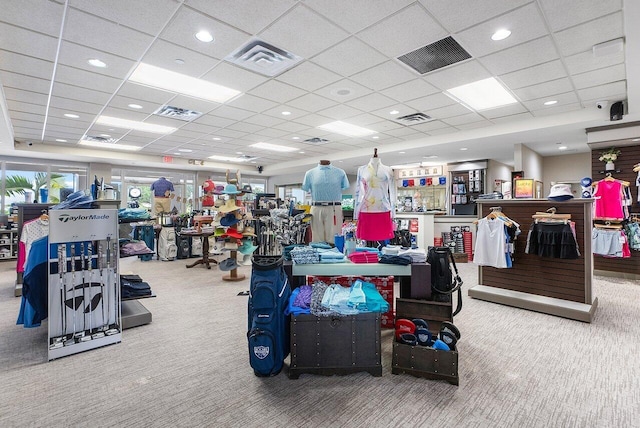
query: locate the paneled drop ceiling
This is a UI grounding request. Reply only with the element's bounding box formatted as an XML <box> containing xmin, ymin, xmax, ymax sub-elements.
<box><xmin>0</xmin><ymin>0</ymin><xmax>637</xmax><ymax>175</ymax></box>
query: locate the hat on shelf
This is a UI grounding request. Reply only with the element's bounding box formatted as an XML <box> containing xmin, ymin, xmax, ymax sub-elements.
<box><xmin>218</xmin><ymin>199</ymin><xmax>241</xmax><ymax>213</ymax></box>
<box><xmin>241</xmin><ymin>226</ymin><xmax>257</xmax><ymax>237</ymax></box>
<box><xmin>222</xmin><ymin>228</ymin><xmax>243</xmax><ymax>239</ymax></box>
<box><xmin>238</xmin><ymin>239</ymin><xmax>258</xmax><ymax>255</ymax></box>
<box><xmin>202</xmin><ymin>180</ymin><xmax>216</xmax><ymax>193</ymax></box>
<box><xmin>220</xmin><ymin>212</ymin><xmax>241</xmax><ymax>227</ymax></box>
<box><xmin>243</xmin><ymin>211</ymin><xmax>254</xmax><ymax>221</ymax></box>
<box><xmin>219</xmin><ymin>257</ymin><xmax>239</xmax><ymax>271</ymax></box>
<box><xmin>547</xmin><ymin>183</ymin><xmax>574</xmax><ymax>201</ymax></box>
<box><xmin>222</xmin><ymin>184</ymin><xmax>242</xmax><ymax>195</ymax></box>
<box><xmin>241</xmin><ymin>184</ymin><xmax>253</xmax><ymax>194</ymax></box>
<box><xmin>213</xmin><ymin>185</ymin><xmax>225</xmax><ymax>195</ymax></box>
<box><xmin>214</xmin><ymin>227</ymin><xmax>226</xmax><ymax>237</ymax></box>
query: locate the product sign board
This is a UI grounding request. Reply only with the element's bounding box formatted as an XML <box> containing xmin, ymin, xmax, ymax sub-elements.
<box><xmin>49</xmin><ymin>209</ymin><xmax>117</xmax><ymax>243</ymax></box>
<box><xmin>514</xmin><ymin>179</ymin><xmax>534</xmax><ymax>199</ymax></box>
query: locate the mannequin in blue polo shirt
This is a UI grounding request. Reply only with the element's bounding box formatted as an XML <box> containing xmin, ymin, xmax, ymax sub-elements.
<box><xmin>302</xmin><ymin>160</ymin><xmax>349</xmax><ymax>244</ymax></box>
<box><xmin>151</xmin><ymin>177</ymin><xmax>174</xmax><ymax>215</ymax></box>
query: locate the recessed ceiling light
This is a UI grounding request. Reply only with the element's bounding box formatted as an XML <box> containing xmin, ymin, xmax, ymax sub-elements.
<box><xmin>491</xmin><ymin>29</ymin><xmax>511</xmax><ymax>41</ymax></box>
<box><xmin>173</xmin><ymin>152</ymin><xmax>182</xmax><ymax>155</ymax></box>
<box><xmin>96</xmin><ymin>116</ymin><xmax>177</xmax><ymax>134</ymax></box>
<box><xmin>544</xmin><ymin>100</ymin><xmax>558</xmax><ymax>106</ymax></box>
<box><xmin>399</xmin><ymin>151</ymin><xmax>406</xmax><ymax>154</ymax></box>
<box><xmin>175</xmin><ymin>59</ymin><xmax>185</xmax><ymax>65</ymax></box>
<box><xmin>195</xmin><ymin>30</ymin><xmax>214</xmax><ymax>43</ymax></box>
<box><xmin>330</xmin><ymin>88</ymin><xmax>353</xmax><ymax>97</ymax></box>
<box><xmin>212</xmin><ymin>137</ymin><xmax>221</xmax><ymax>141</ymax></box>
<box><xmin>128</xmin><ymin>63</ymin><xmax>240</xmax><ymax>103</ymax></box>
<box><xmin>64</xmin><ymin>113</ymin><xmax>80</xmax><ymax>119</ymax></box>
<box><xmin>292</xmin><ymin>137</ymin><xmax>300</xmax><ymax>140</ymax></box>
<box><xmin>423</xmin><ymin>155</ymin><xmax>438</xmax><ymax>159</ymax></box>
<box><xmin>317</xmin><ymin>121</ymin><xmax>377</xmax><ymax>137</ymax></box>
<box><xmin>445</xmin><ymin>77</ymin><xmax>517</xmax><ymax>111</ymax></box>
<box><xmin>251</xmin><ymin>161</ymin><xmax>257</xmax><ymax>163</ymax></box>
<box><xmin>55</xmin><ymin>139</ymin><xmax>67</xmax><ymax>142</ymax></box>
<box><xmin>281</xmin><ymin>111</ymin><xmax>291</xmax><ymax>116</ymax></box>
<box><xmin>178</xmin><ymin>149</ymin><xmax>193</xmax><ymax>153</ymax></box>
<box><xmin>87</xmin><ymin>58</ymin><xmax>107</xmax><ymax>68</ymax></box>
<box><xmin>389</xmin><ymin>110</ymin><xmax>400</xmax><ymax>115</ymax></box>
<box><xmin>250</xmin><ymin>142</ymin><xmax>297</xmax><ymax>152</ymax></box>
<box><xmin>236</xmin><ymin>151</ymin><xmax>243</xmax><ymax>154</ymax></box>
<box><xmin>558</xmin><ymin>146</ymin><xmax>568</xmax><ymax>150</ymax></box>
<box><xmin>372</xmin><ymin>136</ymin><xmax>379</xmax><ymax>139</ymax></box>
<box><xmin>299</xmin><ymin>151</ymin><xmax>305</xmax><ymax>154</ymax></box>
<box><xmin>78</xmin><ymin>139</ymin><xmax>141</xmax><ymax>151</ymax></box>
<box><xmin>128</xmin><ymin>103</ymin><xmax>143</xmax><ymax>109</ymax></box>
<box><xmin>460</xmin><ymin>147</ymin><xmax>468</xmax><ymax>151</ymax></box>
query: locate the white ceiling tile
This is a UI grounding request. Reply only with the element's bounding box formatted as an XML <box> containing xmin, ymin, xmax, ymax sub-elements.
<box><xmin>258</xmin><ymin>4</ymin><xmax>349</xmax><ymax>58</ymax></box>
<box><xmin>165</xmin><ymin>95</ymin><xmax>220</xmax><ymax>115</ymax></box>
<box><xmin>69</xmin><ymin>0</ymin><xmax>179</xmax><ymax>36</ymax></box>
<box><xmin>554</xmin><ymin>12</ymin><xmax>623</xmax><ymax>57</ymax></box>
<box><xmin>5</xmin><ymin>101</ymin><xmax>46</xmax><ymax>116</ymax></box>
<box><xmin>276</xmin><ymin>62</ymin><xmax>341</xmax><ymax>92</ymax></box>
<box><xmin>116</xmin><ymin>82</ymin><xmax>175</xmax><ymax>105</ymax></box>
<box><xmin>248</xmin><ymin>80</ymin><xmax>307</xmax><ymax>103</ymax></box>
<box><xmin>490</xmin><ymin>112</ymin><xmax>534</xmax><ymax>124</ymax></box>
<box><xmin>58</xmin><ymin>42</ymin><xmax>136</xmax><ymax>80</ymax></box>
<box><xmin>346</xmin><ymin>93</ymin><xmax>397</xmax><ymax>112</ymax></box>
<box><xmin>442</xmin><ymin>112</ymin><xmax>485</xmax><ymax>126</ymax></box>
<box><xmin>141</xmin><ymin>40</ymin><xmax>220</xmax><ymax>77</ymax></box>
<box><xmin>383</xmin><ymin>127</ymin><xmax>425</xmax><ymax>138</ymax></box>
<box><xmin>521</xmin><ymin>91</ymin><xmax>580</xmax><ymax>110</ymax></box>
<box><xmin>380</xmin><ymin>79</ymin><xmax>439</xmax><ymax>103</ymax></box>
<box><xmin>287</xmin><ymin>93</ymin><xmax>337</xmax><ymax>113</ymax></box>
<box><xmin>0</xmin><ymin>72</ymin><xmax>50</xmax><ymax>94</ymax></box>
<box><xmin>316</xmin><ymin>79</ymin><xmax>373</xmax><ymax>102</ymax></box>
<box><xmin>179</xmin><ymin>122</ymin><xmax>218</xmax><ymax>134</ymax></box>
<box><xmin>8</xmin><ymin>111</ymin><xmax>44</xmax><ymax>124</ymax></box>
<box><xmin>0</xmin><ymin>50</ymin><xmax>53</xmax><ymax>80</ymax></box>
<box><xmin>310</xmin><ymin>37</ymin><xmax>387</xmax><ymax>77</ymax></box>
<box><xmin>577</xmin><ymin>81</ymin><xmax>626</xmax><ymax>102</ymax></box>
<box><xmin>294</xmin><ymin>113</ymin><xmax>335</xmax><ymax>127</ymax></box>
<box><xmin>227</xmin><ymin>94</ymin><xmax>279</xmax><ymax>113</ymax></box>
<box><xmin>316</xmin><ymin>104</ymin><xmax>362</xmax><ymax>120</ymax></box>
<box><xmin>2</xmin><ymin>0</ymin><xmax>65</xmax><ymax>36</ymax></box>
<box><xmin>306</xmin><ymin>0</ymin><xmax>414</xmax><ymax>33</ymax></box>
<box><xmin>406</xmin><ymin>93</ymin><xmax>456</xmax><ymax>112</ymax></box>
<box><xmin>513</xmin><ymin>78</ymin><xmax>574</xmax><ymax>101</ymax></box>
<box><xmin>424</xmin><ymin>60</ymin><xmax>492</xmax><ymax>90</ymax></box>
<box><xmin>226</xmin><ymin>122</ymin><xmax>262</xmax><ymax>134</ymax></box>
<box><xmin>3</xmin><ymin>88</ymin><xmax>48</xmax><ymax>106</ymax></box>
<box><xmin>271</xmin><ymin>121</ymin><xmax>309</xmax><ymax>133</ymax></box>
<box><xmin>480</xmin><ymin>37</ymin><xmax>559</xmax><ymax>75</ymax></box>
<box><xmin>571</xmin><ymin>64</ymin><xmax>626</xmax><ymax>90</ymax></box>
<box><xmin>428</xmin><ymin>126</ymin><xmax>459</xmax><ymax>136</ymax></box>
<box><xmin>480</xmin><ymin>103</ymin><xmax>528</xmax><ymax>119</ymax></box>
<box><xmin>350</xmin><ymin>61</ymin><xmax>416</xmax><ymax>91</ymax></box>
<box><xmin>49</xmin><ymin>96</ymin><xmax>103</xmax><ymax>115</ymax></box>
<box><xmin>564</xmin><ymin>50</ymin><xmax>624</xmax><ymax>75</ymax></box>
<box><xmin>370</xmin><ymin>104</ymin><xmax>418</xmax><ymax>120</ymax></box>
<box><xmin>421</xmin><ymin>0</ymin><xmax>531</xmax><ymax>33</ymax></box>
<box><xmin>531</xmin><ymin>103</ymin><xmax>583</xmax><ymax>117</ymax></box>
<box><xmin>252</xmin><ymin>128</ymin><xmax>290</xmax><ymax>138</ymax></box>
<box><xmin>0</xmin><ymin>22</ymin><xmax>59</xmax><ymax>61</ymax></box>
<box><xmin>539</xmin><ymin>0</ymin><xmax>622</xmax><ymax>32</ymax></box>
<box><xmin>159</xmin><ymin>7</ymin><xmax>249</xmax><ymax>60</ymax></box>
<box><xmin>408</xmin><ymin>120</ymin><xmax>452</xmax><ymax>133</ymax></box>
<box><xmin>498</xmin><ymin>60</ymin><xmax>567</xmax><ymax>90</ymax></box>
<box><xmin>194</xmin><ymin>114</ymin><xmax>236</xmax><ymax>128</ymax></box>
<box><xmin>427</xmin><ymin>103</ymin><xmax>472</xmax><ymax>119</ymax></box>
<box><xmin>55</xmin><ymin>64</ymin><xmax>123</xmax><ymax>94</ymax></box>
<box><xmin>63</xmin><ymin>8</ymin><xmax>154</xmax><ymax>60</ymax></box>
<box><xmin>187</xmin><ymin>0</ymin><xmax>296</xmax><ymax>34</ymax></box>
<box><xmin>358</xmin><ymin>4</ymin><xmax>447</xmax><ymax>57</ymax></box>
<box><xmin>347</xmin><ymin>113</ymin><xmax>388</xmax><ymax>127</ymax></box>
<box><xmin>207</xmin><ymin>105</ymin><xmax>255</xmax><ymax>121</ymax></box>
<box><xmin>203</xmin><ymin>62</ymin><xmax>267</xmax><ymax>93</ymax></box>
<box><xmin>455</xmin><ymin>3</ymin><xmax>547</xmax><ymax>58</ymax></box>
<box><xmin>52</xmin><ymin>83</ymin><xmax>112</xmax><ymax>106</ymax></box>
<box><xmin>244</xmin><ymin>114</ymin><xmax>286</xmax><ymax>128</ymax></box>
<box><xmin>455</xmin><ymin>120</ymin><xmax>494</xmax><ymax>130</ymax></box>
<box><xmin>110</xmin><ymin>96</ymin><xmax>159</xmax><ymax>115</ymax></box>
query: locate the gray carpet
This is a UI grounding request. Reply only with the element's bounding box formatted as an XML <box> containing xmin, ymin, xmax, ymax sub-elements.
<box><xmin>0</xmin><ymin>256</ymin><xmax>639</xmax><ymax>427</ymax></box>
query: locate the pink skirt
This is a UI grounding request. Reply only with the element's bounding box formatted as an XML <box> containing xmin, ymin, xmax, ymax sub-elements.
<box><xmin>356</xmin><ymin>211</ymin><xmax>394</xmax><ymax>241</ymax></box>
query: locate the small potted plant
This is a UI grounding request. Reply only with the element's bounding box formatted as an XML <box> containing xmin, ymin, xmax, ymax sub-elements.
<box><xmin>599</xmin><ymin>147</ymin><xmax>621</xmax><ymax>171</ymax></box>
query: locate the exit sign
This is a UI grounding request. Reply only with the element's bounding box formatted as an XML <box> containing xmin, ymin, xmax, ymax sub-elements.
<box><xmin>162</xmin><ymin>156</ymin><xmax>173</xmax><ymax>163</ymax></box>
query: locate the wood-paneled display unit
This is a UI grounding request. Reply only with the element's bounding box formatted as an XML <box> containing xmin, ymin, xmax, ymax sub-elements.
<box><xmin>591</xmin><ymin>144</ymin><xmax>640</xmax><ymax>277</ymax></box>
<box><xmin>468</xmin><ymin>199</ymin><xmax>597</xmax><ymax>323</ymax></box>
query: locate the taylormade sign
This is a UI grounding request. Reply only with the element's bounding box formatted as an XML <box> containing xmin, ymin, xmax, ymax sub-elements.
<box><xmin>58</xmin><ymin>213</ymin><xmax>111</xmax><ymax>223</ymax></box>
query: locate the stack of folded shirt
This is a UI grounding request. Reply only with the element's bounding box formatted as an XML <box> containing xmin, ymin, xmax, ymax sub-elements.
<box><xmin>348</xmin><ymin>251</ymin><xmax>379</xmax><ymax>263</ymax></box>
<box><xmin>379</xmin><ymin>254</ymin><xmax>413</xmax><ymax>265</ymax></box>
<box><xmin>398</xmin><ymin>248</ymin><xmax>427</xmax><ymax>263</ymax></box>
<box><xmin>381</xmin><ymin>245</ymin><xmax>402</xmax><ymax>256</ymax></box>
<box><xmin>317</xmin><ymin>247</ymin><xmax>346</xmax><ymax>263</ymax></box>
<box><xmin>355</xmin><ymin>246</ymin><xmax>381</xmax><ymax>255</ymax></box>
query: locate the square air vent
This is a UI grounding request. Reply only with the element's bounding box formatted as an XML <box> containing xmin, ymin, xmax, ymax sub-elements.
<box><xmin>393</xmin><ymin>113</ymin><xmax>434</xmax><ymax>125</ymax></box>
<box><xmin>225</xmin><ymin>37</ymin><xmax>303</xmax><ymax>77</ymax></box>
<box><xmin>154</xmin><ymin>105</ymin><xmax>203</xmax><ymax>122</ymax></box>
<box><xmin>82</xmin><ymin>135</ymin><xmax>120</xmax><ymax>144</ymax></box>
<box><xmin>303</xmin><ymin>137</ymin><xmax>330</xmax><ymax>145</ymax></box>
<box><xmin>398</xmin><ymin>36</ymin><xmax>471</xmax><ymax>74</ymax></box>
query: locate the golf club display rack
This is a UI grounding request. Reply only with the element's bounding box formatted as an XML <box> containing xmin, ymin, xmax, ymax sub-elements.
<box><xmin>48</xmin><ymin>209</ymin><xmax>122</xmax><ymax>360</ymax></box>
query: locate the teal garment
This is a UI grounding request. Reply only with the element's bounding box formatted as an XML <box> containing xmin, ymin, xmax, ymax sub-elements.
<box><xmin>302</xmin><ymin>164</ymin><xmax>349</xmax><ymax>202</ymax></box>
<box><xmin>348</xmin><ymin>279</ymin><xmax>390</xmax><ymax>313</ymax></box>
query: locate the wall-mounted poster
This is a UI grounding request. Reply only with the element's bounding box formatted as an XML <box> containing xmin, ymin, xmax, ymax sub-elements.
<box><xmin>514</xmin><ymin>179</ymin><xmax>534</xmax><ymax>199</ymax></box>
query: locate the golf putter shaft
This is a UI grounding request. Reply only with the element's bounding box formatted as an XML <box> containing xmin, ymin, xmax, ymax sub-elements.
<box><xmin>70</xmin><ymin>244</ymin><xmax>76</xmax><ymax>338</ymax></box>
<box><xmin>87</xmin><ymin>242</ymin><xmax>93</xmax><ymax>335</ymax></box>
<box><xmin>112</xmin><ymin>240</ymin><xmax>120</xmax><ymax>329</ymax></box>
<box><xmin>99</xmin><ymin>242</ymin><xmax>106</xmax><ymax>330</ymax></box>
<box><xmin>106</xmin><ymin>237</ymin><xmax>111</xmax><ymax>329</ymax></box>
<box><xmin>58</xmin><ymin>244</ymin><xmax>66</xmax><ymax>339</ymax></box>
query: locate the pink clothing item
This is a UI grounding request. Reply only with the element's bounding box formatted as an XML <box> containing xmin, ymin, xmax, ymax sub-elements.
<box><xmin>17</xmin><ymin>241</ymin><xmax>26</xmax><ymax>273</ymax></box>
<box><xmin>356</xmin><ymin>211</ymin><xmax>394</xmax><ymax>241</ymax></box>
<box><xmin>593</xmin><ymin>180</ymin><xmax>624</xmax><ymax>220</ymax></box>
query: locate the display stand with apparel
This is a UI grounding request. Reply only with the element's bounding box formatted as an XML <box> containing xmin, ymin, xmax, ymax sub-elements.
<box><xmin>302</xmin><ymin>160</ymin><xmax>349</xmax><ymax>244</ymax></box>
<box><xmin>217</xmin><ymin>183</ymin><xmax>246</xmax><ymax>282</ymax></box>
<box><xmin>150</xmin><ymin>177</ymin><xmax>174</xmax><ymax>216</ymax></box>
<box><xmin>354</xmin><ymin>149</ymin><xmax>396</xmax><ymax>241</ymax></box>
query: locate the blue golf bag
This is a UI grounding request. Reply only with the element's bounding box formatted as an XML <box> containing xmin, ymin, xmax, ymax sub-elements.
<box><xmin>247</xmin><ymin>256</ymin><xmax>291</xmax><ymax>376</ymax></box>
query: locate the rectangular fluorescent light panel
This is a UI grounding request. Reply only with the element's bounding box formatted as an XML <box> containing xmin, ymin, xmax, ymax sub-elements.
<box><xmin>317</xmin><ymin>121</ymin><xmax>377</xmax><ymax>137</ymax></box>
<box><xmin>95</xmin><ymin>116</ymin><xmax>177</xmax><ymax>134</ymax></box>
<box><xmin>78</xmin><ymin>139</ymin><xmax>141</xmax><ymax>151</ymax></box>
<box><xmin>250</xmin><ymin>142</ymin><xmax>297</xmax><ymax>152</ymax></box>
<box><xmin>129</xmin><ymin>63</ymin><xmax>241</xmax><ymax>104</ymax></box>
<box><xmin>445</xmin><ymin>77</ymin><xmax>517</xmax><ymax>111</ymax></box>
<box><xmin>208</xmin><ymin>155</ymin><xmax>254</xmax><ymax>162</ymax></box>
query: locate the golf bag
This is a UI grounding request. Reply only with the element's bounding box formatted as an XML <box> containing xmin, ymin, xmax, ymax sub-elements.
<box><xmin>426</xmin><ymin>246</ymin><xmax>463</xmax><ymax>316</ymax></box>
<box><xmin>247</xmin><ymin>256</ymin><xmax>291</xmax><ymax>377</ymax></box>
<box><xmin>157</xmin><ymin>227</ymin><xmax>177</xmax><ymax>261</ymax></box>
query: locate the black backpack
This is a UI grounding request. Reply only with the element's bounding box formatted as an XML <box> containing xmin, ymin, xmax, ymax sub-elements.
<box><xmin>247</xmin><ymin>256</ymin><xmax>291</xmax><ymax>377</ymax></box>
<box><xmin>426</xmin><ymin>246</ymin><xmax>463</xmax><ymax>316</ymax></box>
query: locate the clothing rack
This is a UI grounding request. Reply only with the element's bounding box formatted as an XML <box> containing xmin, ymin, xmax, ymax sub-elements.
<box><xmin>469</xmin><ymin>199</ymin><xmax>597</xmax><ymax>322</ymax></box>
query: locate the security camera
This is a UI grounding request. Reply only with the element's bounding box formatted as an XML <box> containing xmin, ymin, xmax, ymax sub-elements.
<box><xmin>596</xmin><ymin>100</ymin><xmax>608</xmax><ymax>109</ymax></box>
<box><xmin>27</xmin><ymin>142</ymin><xmax>33</xmax><ymax>146</ymax></box>
<box><xmin>257</xmin><ymin>166</ymin><xmax>263</xmax><ymax>174</ymax></box>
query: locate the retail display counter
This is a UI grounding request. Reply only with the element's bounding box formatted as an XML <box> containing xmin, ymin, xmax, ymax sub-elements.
<box><xmin>395</xmin><ymin>212</ymin><xmax>476</xmax><ymax>249</ymax></box>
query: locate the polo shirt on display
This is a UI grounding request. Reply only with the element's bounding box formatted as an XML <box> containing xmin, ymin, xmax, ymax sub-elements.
<box><xmin>302</xmin><ymin>163</ymin><xmax>349</xmax><ymax>202</ymax></box>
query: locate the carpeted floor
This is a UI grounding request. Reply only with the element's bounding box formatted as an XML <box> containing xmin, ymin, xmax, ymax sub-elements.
<box><xmin>0</xmin><ymin>256</ymin><xmax>639</xmax><ymax>427</ymax></box>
